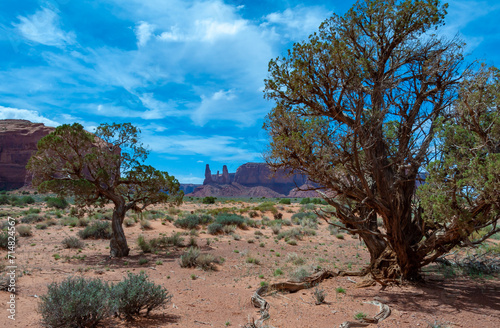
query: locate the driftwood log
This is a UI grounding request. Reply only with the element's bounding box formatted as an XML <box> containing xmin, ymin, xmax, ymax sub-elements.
<box><xmin>246</xmin><ymin>269</ymin><xmax>391</xmax><ymax>328</ymax></box>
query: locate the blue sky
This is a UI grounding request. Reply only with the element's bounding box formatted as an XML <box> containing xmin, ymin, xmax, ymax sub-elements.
<box><xmin>1</xmin><ymin>0</ymin><xmax>499</xmax><ymax>184</ymax></box>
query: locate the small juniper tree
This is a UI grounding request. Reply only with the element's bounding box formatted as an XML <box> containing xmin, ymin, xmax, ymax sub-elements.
<box><xmin>27</xmin><ymin>123</ymin><xmax>183</xmax><ymax>257</ymax></box>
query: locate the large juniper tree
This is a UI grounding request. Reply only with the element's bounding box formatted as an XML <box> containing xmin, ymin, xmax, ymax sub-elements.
<box><xmin>264</xmin><ymin>0</ymin><xmax>473</xmax><ymax>281</ymax></box>
<box><xmin>27</xmin><ymin>123</ymin><xmax>183</xmax><ymax>257</ymax></box>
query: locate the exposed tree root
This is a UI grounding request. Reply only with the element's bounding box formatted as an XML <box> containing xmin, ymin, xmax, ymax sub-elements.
<box><xmin>246</xmin><ymin>269</ymin><xmax>391</xmax><ymax>328</ymax></box>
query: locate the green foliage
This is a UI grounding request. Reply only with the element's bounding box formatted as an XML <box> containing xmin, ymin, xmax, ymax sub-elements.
<box><xmin>0</xmin><ymin>231</ymin><xmax>11</xmax><ymax>249</ymax></box>
<box><xmin>215</xmin><ymin>213</ymin><xmax>246</xmax><ymax>228</ymax></box>
<box><xmin>279</xmin><ymin>198</ymin><xmax>291</xmax><ymax>204</ymax></box>
<box><xmin>313</xmin><ymin>287</ymin><xmax>327</xmax><ymax>305</ymax></box>
<box><xmin>252</xmin><ymin>202</ymin><xmax>278</xmax><ymax>214</ymax></box>
<box><xmin>112</xmin><ymin>272</ymin><xmax>171</xmax><ymax>320</ymax></box>
<box><xmin>207</xmin><ymin>223</ymin><xmax>224</xmax><ymax>235</ymax></box>
<box><xmin>27</xmin><ymin>122</ymin><xmax>183</xmax><ymax>256</ymax></box>
<box><xmin>354</xmin><ymin>312</ymin><xmax>367</xmax><ymax>320</ymax></box>
<box><xmin>174</xmin><ymin>214</ymin><xmax>213</xmax><ymax>229</ymax></box>
<box><xmin>202</xmin><ymin>196</ymin><xmax>217</xmax><ymax>204</ymax></box>
<box><xmin>78</xmin><ymin>221</ymin><xmax>112</xmax><ymax>239</ymax></box>
<box><xmin>21</xmin><ymin>213</ymin><xmax>43</xmax><ymax>224</ymax></box>
<box><xmin>45</xmin><ymin>197</ymin><xmax>69</xmax><ymax>209</ymax></box>
<box><xmin>39</xmin><ymin>276</ymin><xmax>113</xmax><ymax>328</ymax></box>
<box><xmin>418</xmin><ymin>65</ymin><xmax>500</xmax><ymax>246</ymax></box>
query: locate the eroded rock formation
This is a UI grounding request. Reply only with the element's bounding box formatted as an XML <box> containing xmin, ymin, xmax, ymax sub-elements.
<box><xmin>0</xmin><ymin>119</ymin><xmax>55</xmax><ymax>190</ymax></box>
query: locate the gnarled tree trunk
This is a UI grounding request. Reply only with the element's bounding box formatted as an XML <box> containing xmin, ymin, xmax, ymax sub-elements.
<box><xmin>110</xmin><ymin>202</ymin><xmax>129</xmax><ymax>257</ymax></box>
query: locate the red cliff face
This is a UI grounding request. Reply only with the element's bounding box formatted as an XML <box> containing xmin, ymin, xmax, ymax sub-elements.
<box><xmin>234</xmin><ymin>162</ymin><xmax>307</xmax><ymax>195</ymax></box>
<box><xmin>0</xmin><ymin>120</ymin><xmax>55</xmax><ymax>190</ymax></box>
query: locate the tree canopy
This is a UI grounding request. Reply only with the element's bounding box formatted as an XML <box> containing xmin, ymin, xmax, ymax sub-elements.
<box><xmin>263</xmin><ymin>0</ymin><xmax>498</xmax><ymax>281</ymax></box>
<box><xmin>27</xmin><ymin>123</ymin><xmax>183</xmax><ymax>257</ymax></box>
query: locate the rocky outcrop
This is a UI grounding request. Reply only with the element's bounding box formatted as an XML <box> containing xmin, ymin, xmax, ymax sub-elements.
<box><xmin>179</xmin><ymin>184</ymin><xmax>201</xmax><ymax>194</ymax></box>
<box><xmin>0</xmin><ymin>120</ymin><xmax>55</xmax><ymax>190</ymax></box>
<box><xmin>192</xmin><ymin>162</ymin><xmax>313</xmax><ymax>197</ymax></box>
<box><xmin>204</xmin><ymin>164</ymin><xmax>213</xmax><ymax>184</ymax></box>
<box><xmin>234</xmin><ymin>163</ymin><xmax>307</xmax><ymax>195</ymax></box>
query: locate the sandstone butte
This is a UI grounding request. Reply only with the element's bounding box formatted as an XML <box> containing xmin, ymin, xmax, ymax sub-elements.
<box><xmin>0</xmin><ymin>119</ymin><xmax>54</xmax><ymax>190</ymax></box>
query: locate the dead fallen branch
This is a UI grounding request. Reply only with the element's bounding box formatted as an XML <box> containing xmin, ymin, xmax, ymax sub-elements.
<box><xmin>246</xmin><ymin>269</ymin><xmax>391</xmax><ymax>328</ymax></box>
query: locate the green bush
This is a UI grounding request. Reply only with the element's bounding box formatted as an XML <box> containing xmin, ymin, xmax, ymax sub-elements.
<box><xmin>78</xmin><ymin>221</ymin><xmax>112</xmax><ymax>239</ymax></box>
<box><xmin>279</xmin><ymin>198</ymin><xmax>291</xmax><ymax>204</ymax></box>
<box><xmin>207</xmin><ymin>223</ymin><xmax>223</xmax><ymax>235</ymax></box>
<box><xmin>62</xmin><ymin>236</ymin><xmax>84</xmax><ymax>249</ymax></box>
<box><xmin>215</xmin><ymin>214</ymin><xmax>246</xmax><ymax>228</ymax></box>
<box><xmin>45</xmin><ymin>196</ymin><xmax>70</xmax><ymax>209</ymax></box>
<box><xmin>202</xmin><ymin>196</ymin><xmax>216</xmax><ymax>204</ymax></box>
<box><xmin>137</xmin><ymin>235</ymin><xmax>152</xmax><ymax>253</ymax></box>
<box><xmin>39</xmin><ymin>276</ymin><xmax>113</xmax><ymax>328</ymax></box>
<box><xmin>112</xmin><ymin>272</ymin><xmax>171</xmax><ymax>320</ymax></box>
<box><xmin>0</xmin><ymin>231</ymin><xmax>11</xmax><ymax>249</ymax></box>
<box><xmin>21</xmin><ymin>213</ymin><xmax>43</xmax><ymax>224</ymax></box>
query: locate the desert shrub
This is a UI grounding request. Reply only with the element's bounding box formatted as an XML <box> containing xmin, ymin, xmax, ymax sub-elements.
<box><xmin>188</xmin><ymin>236</ymin><xmax>198</xmax><ymax>247</ymax></box>
<box><xmin>18</xmin><ymin>195</ymin><xmax>36</xmax><ymax>205</ymax></box>
<box><xmin>25</xmin><ymin>208</ymin><xmax>41</xmax><ymax>214</ymax></box>
<box><xmin>174</xmin><ymin>214</ymin><xmax>212</xmax><ymax>230</ymax></box>
<box><xmin>112</xmin><ymin>272</ymin><xmax>171</xmax><ymax>320</ymax></box>
<box><xmin>137</xmin><ymin>235</ymin><xmax>152</xmax><ymax>253</ymax></box>
<box><xmin>61</xmin><ymin>216</ymin><xmax>79</xmax><ymax>227</ymax></box>
<box><xmin>215</xmin><ymin>213</ymin><xmax>246</xmax><ymax>228</ymax></box>
<box><xmin>78</xmin><ymin>221</ymin><xmax>112</xmax><ymax>239</ymax></box>
<box><xmin>39</xmin><ymin>276</ymin><xmax>112</xmax><ymax>328</ymax></box>
<box><xmin>140</xmin><ymin>219</ymin><xmax>153</xmax><ymax>230</ymax></box>
<box><xmin>299</xmin><ymin>198</ymin><xmax>326</xmax><ymax>205</ymax></box>
<box><xmin>253</xmin><ymin>202</ymin><xmax>278</xmax><ymax>214</ymax></box>
<box><xmin>46</xmin><ymin>197</ymin><xmax>69</xmax><ymax>209</ymax></box>
<box><xmin>45</xmin><ymin>218</ymin><xmax>58</xmax><ymax>226</ymax></box>
<box><xmin>291</xmin><ymin>212</ymin><xmax>317</xmax><ymax>225</ymax></box>
<box><xmin>0</xmin><ymin>231</ymin><xmax>11</xmax><ymax>249</ymax></box>
<box><xmin>313</xmin><ymin>287</ymin><xmax>327</xmax><ymax>305</ymax></box>
<box><xmin>167</xmin><ymin>207</ymin><xmax>181</xmax><ymax>216</ymax></box>
<box><xmin>164</xmin><ymin>215</ymin><xmax>174</xmax><ymax>222</ymax></box>
<box><xmin>0</xmin><ymin>194</ymin><xmax>9</xmax><ymax>205</ymax></box>
<box><xmin>286</xmin><ymin>253</ymin><xmax>305</xmax><ymax>265</ymax></box>
<box><xmin>78</xmin><ymin>217</ymin><xmax>89</xmax><ymax>227</ymax></box>
<box><xmin>35</xmin><ymin>223</ymin><xmax>48</xmax><ymax>230</ymax></box>
<box><xmin>164</xmin><ymin>232</ymin><xmax>184</xmax><ymax>247</ymax></box>
<box><xmin>222</xmin><ymin>225</ymin><xmax>236</xmax><ymax>234</ymax></box>
<box><xmin>179</xmin><ymin>247</ymin><xmax>200</xmax><ymax>268</ymax></box>
<box><xmin>290</xmin><ymin>266</ymin><xmax>313</xmax><ymax>282</ymax></box>
<box><xmin>124</xmin><ymin>218</ymin><xmax>135</xmax><ymax>227</ymax></box>
<box><xmin>202</xmin><ymin>196</ymin><xmax>216</xmax><ymax>204</ymax></box>
<box><xmin>279</xmin><ymin>198</ymin><xmax>291</xmax><ymax>205</ymax></box>
<box><xmin>17</xmin><ymin>225</ymin><xmax>32</xmax><ymax>237</ymax></box>
<box><xmin>196</xmin><ymin>254</ymin><xmax>219</xmax><ymax>270</ymax></box>
<box><xmin>207</xmin><ymin>223</ymin><xmax>223</xmax><ymax>235</ymax></box>
<box><xmin>271</xmin><ymin>225</ymin><xmax>281</xmax><ymax>235</ymax></box>
<box><xmin>248</xmin><ymin>210</ymin><xmax>259</xmax><ymax>218</ymax></box>
<box><xmin>273</xmin><ymin>212</ymin><xmax>283</xmax><ymax>220</ymax></box>
<box><xmin>62</xmin><ymin>236</ymin><xmax>84</xmax><ymax>249</ymax></box>
<box><xmin>179</xmin><ymin>247</ymin><xmax>219</xmax><ymax>271</ymax></box>
<box><xmin>21</xmin><ymin>213</ymin><xmax>43</xmax><ymax>224</ymax></box>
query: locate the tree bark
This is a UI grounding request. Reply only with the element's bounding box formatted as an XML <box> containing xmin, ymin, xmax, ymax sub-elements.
<box><xmin>110</xmin><ymin>202</ymin><xmax>129</xmax><ymax>257</ymax></box>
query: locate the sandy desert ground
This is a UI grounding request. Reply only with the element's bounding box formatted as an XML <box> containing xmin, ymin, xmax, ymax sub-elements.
<box><xmin>0</xmin><ymin>197</ymin><xmax>499</xmax><ymax>328</ymax></box>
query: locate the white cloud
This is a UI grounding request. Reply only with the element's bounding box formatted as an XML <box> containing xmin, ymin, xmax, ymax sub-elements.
<box><xmin>135</xmin><ymin>21</ymin><xmax>155</xmax><ymax>47</ymax></box>
<box><xmin>262</xmin><ymin>6</ymin><xmax>330</xmax><ymax>41</ymax></box>
<box><xmin>191</xmin><ymin>89</ymin><xmax>265</xmax><ymax>127</ymax></box>
<box><xmin>175</xmin><ymin>174</ymin><xmax>203</xmax><ymax>184</ymax></box>
<box><xmin>145</xmin><ymin>134</ymin><xmax>261</xmax><ymax>162</ymax></box>
<box><xmin>0</xmin><ymin>106</ymin><xmax>60</xmax><ymax>126</ymax></box>
<box><xmin>14</xmin><ymin>8</ymin><xmax>76</xmax><ymax>47</ymax></box>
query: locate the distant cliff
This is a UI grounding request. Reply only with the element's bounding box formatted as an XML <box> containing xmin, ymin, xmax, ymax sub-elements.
<box><xmin>0</xmin><ymin>120</ymin><xmax>55</xmax><ymax>190</ymax></box>
<box><xmin>192</xmin><ymin>163</ymin><xmax>313</xmax><ymax>197</ymax></box>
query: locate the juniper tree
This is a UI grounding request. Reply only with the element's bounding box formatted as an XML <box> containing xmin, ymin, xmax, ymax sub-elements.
<box><xmin>263</xmin><ymin>0</ymin><xmax>470</xmax><ymax>280</ymax></box>
<box><xmin>27</xmin><ymin>123</ymin><xmax>183</xmax><ymax>257</ymax></box>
